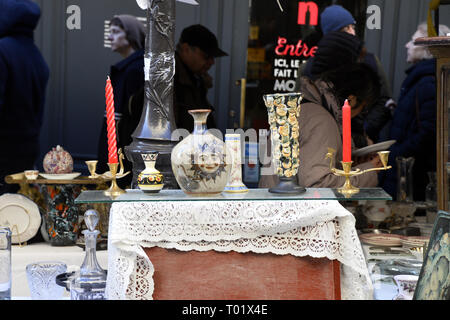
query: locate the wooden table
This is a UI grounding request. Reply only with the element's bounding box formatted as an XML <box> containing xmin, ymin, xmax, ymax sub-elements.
<box><xmin>75</xmin><ymin>189</ymin><xmax>390</xmax><ymax>300</ymax></box>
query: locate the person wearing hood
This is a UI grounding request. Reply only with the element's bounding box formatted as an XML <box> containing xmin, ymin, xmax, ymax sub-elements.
<box><xmin>0</xmin><ymin>0</ymin><xmax>49</xmax><ymax>195</ymax></box>
<box><xmin>259</xmin><ymin>63</ymin><xmax>382</xmax><ymax>189</ymax></box>
<box><xmin>97</xmin><ymin>14</ymin><xmax>145</xmax><ymax>188</ymax></box>
<box><xmin>379</xmin><ymin>23</ymin><xmax>450</xmax><ymax>201</ymax></box>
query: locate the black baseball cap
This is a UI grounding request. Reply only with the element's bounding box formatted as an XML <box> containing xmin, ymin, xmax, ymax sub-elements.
<box><xmin>179</xmin><ymin>24</ymin><xmax>228</xmax><ymax>58</ymax></box>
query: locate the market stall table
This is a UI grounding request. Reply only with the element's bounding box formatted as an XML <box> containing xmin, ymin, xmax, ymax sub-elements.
<box><xmin>76</xmin><ymin>188</ymin><xmax>391</xmax><ymax>300</ymax></box>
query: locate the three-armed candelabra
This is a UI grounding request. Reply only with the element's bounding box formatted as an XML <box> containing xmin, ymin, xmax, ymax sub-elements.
<box><xmin>325</xmin><ymin>148</ymin><xmax>392</xmax><ymax>197</ymax></box>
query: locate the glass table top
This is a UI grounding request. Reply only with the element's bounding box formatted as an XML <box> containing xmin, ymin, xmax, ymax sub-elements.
<box><xmin>74</xmin><ymin>188</ymin><xmax>392</xmax><ymax>204</ymax></box>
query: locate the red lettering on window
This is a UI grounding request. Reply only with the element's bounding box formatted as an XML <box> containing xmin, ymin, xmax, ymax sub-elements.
<box><xmin>275</xmin><ymin>37</ymin><xmax>317</xmax><ymax>58</ymax></box>
<box><xmin>298</xmin><ymin>1</ymin><xmax>318</xmax><ymax>26</ymax></box>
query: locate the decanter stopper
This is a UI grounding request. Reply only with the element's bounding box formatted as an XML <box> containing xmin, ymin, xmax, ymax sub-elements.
<box><xmin>84</xmin><ymin>209</ymin><xmax>99</xmax><ymax>232</ymax></box>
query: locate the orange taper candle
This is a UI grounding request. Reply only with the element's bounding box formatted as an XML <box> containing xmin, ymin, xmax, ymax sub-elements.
<box><xmin>105</xmin><ymin>76</ymin><xmax>118</xmax><ymax>164</ymax></box>
<box><xmin>342</xmin><ymin>99</ymin><xmax>352</xmax><ymax>162</ymax></box>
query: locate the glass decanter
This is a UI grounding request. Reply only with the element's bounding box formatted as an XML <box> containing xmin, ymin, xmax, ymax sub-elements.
<box><xmin>70</xmin><ymin>210</ymin><xmax>107</xmax><ymax>300</ymax></box>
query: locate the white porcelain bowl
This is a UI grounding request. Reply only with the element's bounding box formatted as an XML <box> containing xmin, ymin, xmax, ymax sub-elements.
<box><xmin>24</xmin><ymin>170</ymin><xmax>39</xmax><ymax>180</ymax></box>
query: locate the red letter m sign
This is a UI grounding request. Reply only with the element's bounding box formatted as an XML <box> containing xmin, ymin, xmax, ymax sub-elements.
<box><xmin>297</xmin><ymin>1</ymin><xmax>318</xmax><ymax>26</ymax></box>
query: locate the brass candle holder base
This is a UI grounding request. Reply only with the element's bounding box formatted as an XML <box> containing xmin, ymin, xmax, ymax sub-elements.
<box><xmin>85</xmin><ymin>148</ymin><xmax>130</xmax><ymax>181</ymax></box>
<box><xmin>85</xmin><ymin>149</ymin><xmax>129</xmax><ymax>197</ymax></box>
<box><xmin>325</xmin><ymin>148</ymin><xmax>392</xmax><ymax>197</ymax></box>
<box><xmin>104</xmin><ymin>162</ymin><xmax>125</xmax><ymax>198</ymax></box>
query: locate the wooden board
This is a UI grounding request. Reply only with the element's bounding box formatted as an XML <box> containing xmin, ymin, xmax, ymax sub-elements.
<box><xmin>144</xmin><ymin>247</ymin><xmax>341</xmax><ymax>300</ymax></box>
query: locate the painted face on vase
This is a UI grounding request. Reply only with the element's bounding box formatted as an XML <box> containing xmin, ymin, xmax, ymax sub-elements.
<box><xmin>198</xmin><ymin>152</ymin><xmax>221</xmax><ymax>174</ymax></box>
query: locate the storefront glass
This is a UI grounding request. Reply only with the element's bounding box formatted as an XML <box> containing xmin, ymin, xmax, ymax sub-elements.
<box><xmin>243</xmin><ymin>0</ymin><xmax>368</xmax><ymax>131</ymax></box>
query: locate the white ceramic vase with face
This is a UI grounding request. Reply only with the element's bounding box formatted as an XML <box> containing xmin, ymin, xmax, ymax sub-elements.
<box><xmin>171</xmin><ymin>109</ymin><xmax>231</xmax><ymax>195</ymax></box>
<box><xmin>224</xmin><ymin>134</ymin><xmax>248</xmax><ymax>193</ymax></box>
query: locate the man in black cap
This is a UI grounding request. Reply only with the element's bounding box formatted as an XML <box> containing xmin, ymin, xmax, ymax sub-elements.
<box><xmin>174</xmin><ymin>24</ymin><xmax>228</xmax><ymax>132</ymax></box>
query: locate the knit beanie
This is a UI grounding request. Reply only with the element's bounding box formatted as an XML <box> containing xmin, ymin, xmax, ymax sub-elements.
<box><xmin>310</xmin><ymin>31</ymin><xmax>362</xmax><ymax>79</ymax></box>
<box><xmin>111</xmin><ymin>14</ymin><xmax>145</xmax><ymax>50</ymax></box>
<box><xmin>320</xmin><ymin>5</ymin><xmax>356</xmax><ymax>35</ymax></box>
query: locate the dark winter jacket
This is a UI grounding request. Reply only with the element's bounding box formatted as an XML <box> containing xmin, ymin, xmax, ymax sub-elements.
<box><xmin>380</xmin><ymin>58</ymin><xmax>437</xmax><ymax>201</ymax></box>
<box><xmin>0</xmin><ymin>0</ymin><xmax>49</xmax><ymax>157</ymax></box>
<box><xmin>356</xmin><ymin>52</ymin><xmax>392</xmax><ymax>145</ymax></box>
<box><xmin>97</xmin><ymin>49</ymin><xmax>145</xmax><ymax>183</ymax></box>
<box><xmin>173</xmin><ymin>52</ymin><xmax>216</xmax><ymax>132</ymax></box>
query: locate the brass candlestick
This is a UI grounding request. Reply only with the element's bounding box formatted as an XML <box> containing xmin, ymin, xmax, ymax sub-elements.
<box><xmin>104</xmin><ymin>162</ymin><xmax>126</xmax><ymax>197</ymax></box>
<box><xmin>86</xmin><ymin>160</ymin><xmax>99</xmax><ymax>178</ymax></box>
<box><xmin>325</xmin><ymin>148</ymin><xmax>392</xmax><ymax>197</ymax></box>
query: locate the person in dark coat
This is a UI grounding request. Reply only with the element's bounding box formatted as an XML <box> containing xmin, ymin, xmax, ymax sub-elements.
<box><xmin>379</xmin><ymin>23</ymin><xmax>450</xmax><ymax>201</ymax></box>
<box><xmin>174</xmin><ymin>24</ymin><xmax>228</xmax><ymax>132</ymax></box>
<box><xmin>97</xmin><ymin>15</ymin><xmax>145</xmax><ymax>188</ymax></box>
<box><xmin>0</xmin><ymin>0</ymin><xmax>49</xmax><ymax>195</ymax></box>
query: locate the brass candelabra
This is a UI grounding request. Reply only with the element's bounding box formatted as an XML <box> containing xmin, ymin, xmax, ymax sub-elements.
<box><xmin>325</xmin><ymin>148</ymin><xmax>392</xmax><ymax>197</ymax></box>
<box><xmin>85</xmin><ymin>148</ymin><xmax>130</xmax><ymax>197</ymax></box>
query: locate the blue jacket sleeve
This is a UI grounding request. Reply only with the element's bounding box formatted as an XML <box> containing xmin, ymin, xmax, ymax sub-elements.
<box><xmin>389</xmin><ymin>78</ymin><xmax>436</xmax><ymax>161</ymax></box>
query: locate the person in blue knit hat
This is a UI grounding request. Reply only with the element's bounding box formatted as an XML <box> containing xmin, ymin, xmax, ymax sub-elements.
<box><xmin>320</xmin><ymin>5</ymin><xmax>356</xmax><ymax>36</ymax></box>
<box><xmin>296</xmin><ymin>4</ymin><xmax>394</xmax><ymax>149</ymax></box>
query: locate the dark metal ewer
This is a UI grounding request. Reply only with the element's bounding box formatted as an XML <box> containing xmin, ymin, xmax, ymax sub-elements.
<box><xmin>125</xmin><ymin>0</ymin><xmax>179</xmax><ymax>189</ymax></box>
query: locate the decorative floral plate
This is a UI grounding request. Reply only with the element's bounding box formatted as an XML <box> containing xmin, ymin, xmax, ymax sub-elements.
<box><xmin>0</xmin><ymin>193</ymin><xmax>41</xmax><ymax>244</ymax></box>
<box><xmin>359</xmin><ymin>233</ymin><xmax>404</xmax><ymax>247</ymax></box>
<box><xmin>352</xmin><ymin>140</ymin><xmax>396</xmax><ymax>157</ymax></box>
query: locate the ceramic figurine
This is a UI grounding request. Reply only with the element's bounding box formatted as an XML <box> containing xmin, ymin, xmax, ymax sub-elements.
<box><xmin>263</xmin><ymin>93</ymin><xmax>306</xmax><ymax>194</ymax></box>
<box><xmin>224</xmin><ymin>133</ymin><xmax>248</xmax><ymax>193</ymax></box>
<box><xmin>171</xmin><ymin>109</ymin><xmax>231</xmax><ymax>195</ymax></box>
<box><xmin>137</xmin><ymin>153</ymin><xmax>164</xmax><ymax>193</ymax></box>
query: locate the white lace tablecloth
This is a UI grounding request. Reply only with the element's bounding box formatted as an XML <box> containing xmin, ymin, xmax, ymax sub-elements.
<box><xmin>106</xmin><ymin>199</ymin><xmax>373</xmax><ymax>300</ymax></box>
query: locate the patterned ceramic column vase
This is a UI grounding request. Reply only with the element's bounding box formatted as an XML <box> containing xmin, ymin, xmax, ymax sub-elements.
<box><xmin>171</xmin><ymin>109</ymin><xmax>231</xmax><ymax>195</ymax></box>
<box><xmin>263</xmin><ymin>93</ymin><xmax>306</xmax><ymax>194</ymax></box>
<box><xmin>137</xmin><ymin>153</ymin><xmax>164</xmax><ymax>193</ymax></box>
<box><xmin>224</xmin><ymin>134</ymin><xmax>248</xmax><ymax>193</ymax></box>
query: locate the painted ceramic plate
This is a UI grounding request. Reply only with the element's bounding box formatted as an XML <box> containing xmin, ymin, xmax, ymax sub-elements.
<box><xmin>401</xmin><ymin>236</ymin><xmax>429</xmax><ymax>248</ymax></box>
<box><xmin>0</xmin><ymin>193</ymin><xmax>41</xmax><ymax>244</ymax></box>
<box><xmin>39</xmin><ymin>172</ymin><xmax>81</xmax><ymax>180</ymax></box>
<box><xmin>352</xmin><ymin>140</ymin><xmax>396</xmax><ymax>157</ymax></box>
<box><xmin>359</xmin><ymin>233</ymin><xmax>404</xmax><ymax>247</ymax></box>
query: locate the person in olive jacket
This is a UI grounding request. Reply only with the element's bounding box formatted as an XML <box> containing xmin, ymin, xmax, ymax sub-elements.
<box><xmin>379</xmin><ymin>23</ymin><xmax>450</xmax><ymax>201</ymax></box>
<box><xmin>0</xmin><ymin>0</ymin><xmax>49</xmax><ymax>195</ymax></box>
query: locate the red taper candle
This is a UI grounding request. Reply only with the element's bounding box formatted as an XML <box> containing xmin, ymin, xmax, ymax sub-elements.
<box><xmin>342</xmin><ymin>99</ymin><xmax>352</xmax><ymax>162</ymax></box>
<box><xmin>105</xmin><ymin>76</ymin><xmax>118</xmax><ymax>164</ymax></box>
